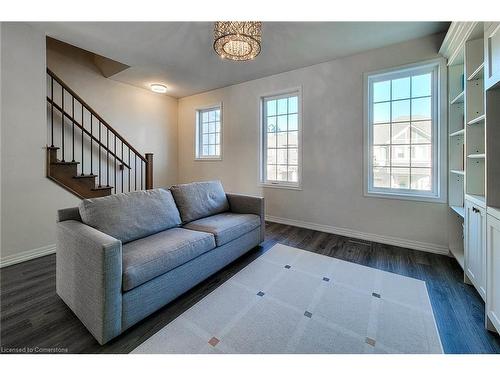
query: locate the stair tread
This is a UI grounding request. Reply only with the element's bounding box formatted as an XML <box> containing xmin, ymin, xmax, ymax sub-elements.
<box><xmin>92</xmin><ymin>186</ymin><xmax>113</xmax><ymax>191</ymax></box>
<box><xmin>73</xmin><ymin>174</ymin><xmax>97</xmax><ymax>179</ymax></box>
<box><xmin>52</xmin><ymin>161</ymin><xmax>80</xmax><ymax>165</ymax></box>
<box><xmin>47</xmin><ymin>146</ymin><xmax>60</xmax><ymax>150</ymax></box>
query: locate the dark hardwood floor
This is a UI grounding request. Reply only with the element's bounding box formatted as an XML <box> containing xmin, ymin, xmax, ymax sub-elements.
<box><xmin>1</xmin><ymin>222</ymin><xmax>499</xmax><ymax>354</ymax></box>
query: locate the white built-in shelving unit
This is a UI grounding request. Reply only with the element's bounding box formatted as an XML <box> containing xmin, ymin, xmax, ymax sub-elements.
<box><xmin>484</xmin><ymin>22</ymin><xmax>500</xmax><ymax>334</ymax></box>
<box><xmin>445</xmin><ymin>25</ymin><xmax>486</xmax><ymax>265</ymax></box>
<box><xmin>440</xmin><ymin>22</ymin><xmax>500</xmax><ymax>334</ymax></box>
<box><xmin>464</xmin><ymin>37</ymin><xmax>486</xmax><ymax>207</ymax></box>
<box><xmin>447</xmin><ymin>44</ymin><xmax>466</xmax><ymax>270</ymax></box>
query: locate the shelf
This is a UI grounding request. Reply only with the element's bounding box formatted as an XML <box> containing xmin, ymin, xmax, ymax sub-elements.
<box><xmin>450</xmin><ymin>91</ymin><xmax>464</xmax><ymax>104</ymax></box>
<box><xmin>467</xmin><ymin>62</ymin><xmax>484</xmax><ymax>81</ymax></box>
<box><xmin>467</xmin><ymin>114</ymin><xmax>485</xmax><ymax>125</ymax></box>
<box><xmin>449</xmin><ymin>129</ymin><xmax>465</xmax><ymax>137</ymax></box>
<box><xmin>450</xmin><ymin>169</ymin><xmax>465</xmax><ymax>176</ymax></box>
<box><xmin>451</xmin><ymin>205</ymin><xmax>465</xmax><ymax>219</ymax></box>
<box><xmin>467</xmin><ymin>153</ymin><xmax>486</xmax><ymax>159</ymax></box>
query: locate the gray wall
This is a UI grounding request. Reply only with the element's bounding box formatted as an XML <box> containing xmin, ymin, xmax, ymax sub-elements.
<box><xmin>177</xmin><ymin>33</ymin><xmax>450</xmax><ymax>252</ymax></box>
<box><xmin>1</xmin><ymin>22</ymin><xmax>77</xmax><ymax>262</ymax></box>
<box><xmin>0</xmin><ymin>22</ymin><xmax>178</xmax><ymax>263</ymax></box>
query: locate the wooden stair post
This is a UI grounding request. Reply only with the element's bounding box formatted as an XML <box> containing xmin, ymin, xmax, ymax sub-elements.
<box><xmin>145</xmin><ymin>153</ymin><xmax>153</xmax><ymax>189</ymax></box>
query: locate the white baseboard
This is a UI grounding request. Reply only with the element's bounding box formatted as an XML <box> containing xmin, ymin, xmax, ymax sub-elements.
<box><xmin>0</xmin><ymin>244</ymin><xmax>56</xmax><ymax>268</ymax></box>
<box><xmin>265</xmin><ymin>215</ymin><xmax>450</xmax><ymax>256</ymax></box>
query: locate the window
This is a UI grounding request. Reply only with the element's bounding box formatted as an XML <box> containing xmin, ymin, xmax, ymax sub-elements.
<box><xmin>365</xmin><ymin>60</ymin><xmax>444</xmax><ymax>201</ymax></box>
<box><xmin>195</xmin><ymin>105</ymin><xmax>222</xmax><ymax>159</ymax></box>
<box><xmin>261</xmin><ymin>90</ymin><xmax>301</xmax><ymax>188</ymax></box>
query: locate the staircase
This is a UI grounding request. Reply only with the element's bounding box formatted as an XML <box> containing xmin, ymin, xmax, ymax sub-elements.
<box><xmin>46</xmin><ymin>68</ymin><xmax>153</xmax><ymax>199</ymax></box>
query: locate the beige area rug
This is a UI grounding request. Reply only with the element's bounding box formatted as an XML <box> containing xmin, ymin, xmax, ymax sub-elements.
<box><xmin>132</xmin><ymin>243</ymin><xmax>443</xmax><ymax>354</ymax></box>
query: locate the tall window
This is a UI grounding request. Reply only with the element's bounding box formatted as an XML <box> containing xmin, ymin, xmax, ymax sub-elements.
<box><xmin>196</xmin><ymin>106</ymin><xmax>222</xmax><ymax>159</ymax></box>
<box><xmin>261</xmin><ymin>91</ymin><xmax>301</xmax><ymax>188</ymax></box>
<box><xmin>365</xmin><ymin>61</ymin><xmax>442</xmax><ymax>201</ymax></box>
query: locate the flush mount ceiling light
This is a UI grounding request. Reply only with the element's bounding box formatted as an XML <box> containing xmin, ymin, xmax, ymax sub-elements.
<box><xmin>213</xmin><ymin>22</ymin><xmax>262</xmax><ymax>61</ymax></box>
<box><xmin>150</xmin><ymin>84</ymin><xmax>167</xmax><ymax>93</ymax></box>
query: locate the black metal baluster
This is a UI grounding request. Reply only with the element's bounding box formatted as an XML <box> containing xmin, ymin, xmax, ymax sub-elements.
<box><xmin>106</xmin><ymin>129</ymin><xmax>110</xmax><ymax>187</ymax></box>
<box><xmin>71</xmin><ymin>97</ymin><xmax>75</xmax><ymax>162</ymax></box>
<box><xmin>50</xmin><ymin>77</ymin><xmax>54</xmax><ymax>147</ymax></box>
<box><xmin>135</xmin><ymin>154</ymin><xmax>137</xmax><ymax>191</ymax></box>
<box><xmin>81</xmin><ymin>105</ymin><xmax>84</xmax><ymax>175</ymax></box>
<box><xmin>141</xmin><ymin>160</ymin><xmax>143</xmax><ymax>190</ymax></box>
<box><xmin>98</xmin><ymin>121</ymin><xmax>101</xmax><ymax>187</ymax></box>
<box><xmin>114</xmin><ymin>134</ymin><xmax>117</xmax><ymax>193</ymax></box>
<box><xmin>90</xmin><ymin>114</ymin><xmax>93</xmax><ymax>175</ymax></box>
<box><xmin>128</xmin><ymin>148</ymin><xmax>131</xmax><ymax>192</ymax></box>
<box><xmin>121</xmin><ymin>142</ymin><xmax>124</xmax><ymax>193</ymax></box>
<box><xmin>61</xmin><ymin>86</ymin><xmax>65</xmax><ymax>162</ymax></box>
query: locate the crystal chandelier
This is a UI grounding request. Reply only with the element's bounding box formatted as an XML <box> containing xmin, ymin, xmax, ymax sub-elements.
<box><xmin>213</xmin><ymin>22</ymin><xmax>262</xmax><ymax>61</ymax></box>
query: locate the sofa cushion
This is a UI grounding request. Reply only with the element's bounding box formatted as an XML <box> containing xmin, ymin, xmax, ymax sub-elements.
<box><xmin>183</xmin><ymin>212</ymin><xmax>260</xmax><ymax>246</ymax></box>
<box><xmin>122</xmin><ymin>228</ymin><xmax>216</xmax><ymax>291</ymax></box>
<box><xmin>79</xmin><ymin>188</ymin><xmax>181</xmax><ymax>244</ymax></box>
<box><xmin>170</xmin><ymin>180</ymin><xmax>229</xmax><ymax>223</ymax></box>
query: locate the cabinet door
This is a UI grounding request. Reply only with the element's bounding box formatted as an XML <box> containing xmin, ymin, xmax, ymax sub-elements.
<box><xmin>484</xmin><ymin>22</ymin><xmax>500</xmax><ymax>90</ymax></box>
<box><xmin>487</xmin><ymin>214</ymin><xmax>500</xmax><ymax>332</ymax></box>
<box><xmin>464</xmin><ymin>200</ymin><xmax>487</xmax><ymax>300</ymax></box>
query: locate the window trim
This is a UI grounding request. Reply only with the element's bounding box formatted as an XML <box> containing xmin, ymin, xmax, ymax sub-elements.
<box><xmin>194</xmin><ymin>103</ymin><xmax>223</xmax><ymax>161</ymax></box>
<box><xmin>363</xmin><ymin>58</ymin><xmax>447</xmax><ymax>203</ymax></box>
<box><xmin>259</xmin><ymin>87</ymin><xmax>303</xmax><ymax>190</ymax></box>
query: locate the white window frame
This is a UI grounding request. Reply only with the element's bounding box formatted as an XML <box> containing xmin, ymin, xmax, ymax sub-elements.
<box><xmin>259</xmin><ymin>88</ymin><xmax>303</xmax><ymax>190</ymax></box>
<box><xmin>363</xmin><ymin>58</ymin><xmax>447</xmax><ymax>203</ymax></box>
<box><xmin>195</xmin><ymin>103</ymin><xmax>223</xmax><ymax>161</ymax></box>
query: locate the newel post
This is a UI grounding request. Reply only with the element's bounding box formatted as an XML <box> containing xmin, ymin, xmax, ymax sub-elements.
<box><xmin>145</xmin><ymin>153</ymin><xmax>153</xmax><ymax>189</ymax></box>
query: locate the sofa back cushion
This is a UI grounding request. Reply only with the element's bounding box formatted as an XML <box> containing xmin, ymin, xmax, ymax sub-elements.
<box><xmin>79</xmin><ymin>188</ymin><xmax>181</xmax><ymax>243</ymax></box>
<box><xmin>170</xmin><ymin>180</ymin><xmax>229</xmax><ymax>223</ymax></box>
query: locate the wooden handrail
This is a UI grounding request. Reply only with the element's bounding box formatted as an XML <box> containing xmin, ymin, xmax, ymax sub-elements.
<box><xmin>47</xmin><ymin>97</ymin><xmax>131</xmax><ymax>169</ymax></box>
<box><xmin>47</xmin><ymin>68</ymin><xmax>147</xmax><ymax>163</ymax></box>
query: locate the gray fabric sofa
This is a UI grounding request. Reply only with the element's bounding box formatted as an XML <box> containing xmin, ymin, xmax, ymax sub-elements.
<box><xmin>56</xmin><ymin>181</ymin><xmax>264</xmax><ymax>345</ymax></box>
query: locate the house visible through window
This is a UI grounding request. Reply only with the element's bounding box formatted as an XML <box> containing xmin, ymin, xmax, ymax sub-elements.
<box><xmin>196</xmin><ymin>106</ymin><xmax>221</xmax><ymax>159</ymax></box>
<box><xmin>261</xmin><ymin>91</ymin><xmax>301</xmax><ymax>188</ymax></box>
<box><xmin>366</xmin><ymin>61</ymin><xmax>441</xmax><ymax>200</ymax></box>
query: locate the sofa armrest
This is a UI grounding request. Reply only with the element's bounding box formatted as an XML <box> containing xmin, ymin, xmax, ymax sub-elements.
<box><xmin>226</xmin><ymin>193</ymin><xmax>265</xmax><ymax>243</ymax></box>
<box><xmin>56</xmin><ymin>220</ymin><xmax>122</xmax><ymax>344</ymax></box>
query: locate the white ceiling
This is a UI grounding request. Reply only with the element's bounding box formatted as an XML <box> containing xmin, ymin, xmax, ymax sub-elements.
<box><xmin>33</xmin><ymin>22</ymin><xmax>450</xmax><ymax>98</ymax></box>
